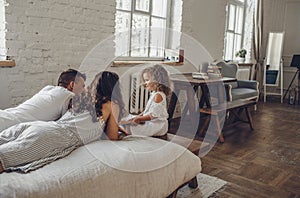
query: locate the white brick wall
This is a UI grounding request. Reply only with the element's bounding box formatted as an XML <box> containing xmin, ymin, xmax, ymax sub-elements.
<box><xmin>0</xmin><ymin>0</ymin><xmax>6</xmax><ymax>60</ymax></box>
<box><xmin>0</xmin><ymin>0</ymin><xmax>116</xmax><ymax>108</ymax></box>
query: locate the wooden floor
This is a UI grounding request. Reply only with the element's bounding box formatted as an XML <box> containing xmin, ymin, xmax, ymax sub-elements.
<box><xmin>199</xmin><ymin>101</ymin><xmax>300</xmax><ymax>197</ymax></box>
<box><xmin>170</xmin><ymin>101</ymin><xmax>300</xmax><ymax>197</ymax></box>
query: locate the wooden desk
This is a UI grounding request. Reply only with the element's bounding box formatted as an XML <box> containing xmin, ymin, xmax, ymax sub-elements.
<box><xmin>168</xmin><ymin>73</ymin><xmax>236</xmax><ymax>120</ymax></box>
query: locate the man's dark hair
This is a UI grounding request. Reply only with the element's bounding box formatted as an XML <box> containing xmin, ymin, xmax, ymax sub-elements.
<box><xmin>57</xmin><ymin>69</ymin><xmax>86</xmax><ymax>88</ymax></box>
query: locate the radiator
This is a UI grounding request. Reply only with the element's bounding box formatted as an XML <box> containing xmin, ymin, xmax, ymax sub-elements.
<box><xmin>129</xmin><ymin>73</ymin><xmax>150</xmax><ymax>114</ymax></box>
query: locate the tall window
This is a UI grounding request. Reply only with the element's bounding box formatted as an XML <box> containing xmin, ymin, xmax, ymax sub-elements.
<box><xmin>224</xmin><ymin>0</ymin><xmax>246</xmax><ymax>61</ymax></box>
<box><xmin>115</xmin><ymin>0</ymin><xmax>170</xmax><ymax>59</ymax></box>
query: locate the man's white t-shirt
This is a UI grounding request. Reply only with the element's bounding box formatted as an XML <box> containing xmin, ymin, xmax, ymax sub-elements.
<box><xmin>0</xmin><ymin>85</ymin><xmax>74</xmax><ymax>132</ymax></box>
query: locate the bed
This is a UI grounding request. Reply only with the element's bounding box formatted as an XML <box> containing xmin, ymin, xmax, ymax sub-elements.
<box><xmin>0</xmin><ymin>135</ymin><xmax>201</xmax><ymax>198</ymax></box>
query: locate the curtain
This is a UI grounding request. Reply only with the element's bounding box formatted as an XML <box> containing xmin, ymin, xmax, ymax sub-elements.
<box><xmin>252</xmin><ymin>0</ymin><xmax>263</xmax><ymax>82</ymax></box>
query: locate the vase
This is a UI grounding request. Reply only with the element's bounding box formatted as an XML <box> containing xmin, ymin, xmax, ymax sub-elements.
<box><xmin>237</xmin><ymin>57</ymin><xmax>245</xmax><ymax>63</ymax></box>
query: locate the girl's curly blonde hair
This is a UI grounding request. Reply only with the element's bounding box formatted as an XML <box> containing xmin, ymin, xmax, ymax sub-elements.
<box><xmin>141</xmin><ymin>64</ymin><xmax>172</xmax><ymax>96</ymax></box>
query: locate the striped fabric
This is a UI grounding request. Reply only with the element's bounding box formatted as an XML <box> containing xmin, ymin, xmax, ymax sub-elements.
<box><xmin>0</xmin><ymin>111</ymin><xmax>105</xmax><ymax>173</ymax></box>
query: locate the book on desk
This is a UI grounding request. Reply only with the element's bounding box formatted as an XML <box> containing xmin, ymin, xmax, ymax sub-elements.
<box><xmin>192</xmin><ymin>72</ymin><xmax>209</xmax><ymax>79</ymax></box>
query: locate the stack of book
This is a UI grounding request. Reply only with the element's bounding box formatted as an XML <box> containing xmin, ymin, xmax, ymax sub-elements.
<box><xmin>207</xmin><ymin>65</ymin><xmax>222</xmax><ymax>79</ymax></box>
<box><xmin>192</xmin><ymin>72</ymin><xmax>209</xmax><ymax>79</ymax></box>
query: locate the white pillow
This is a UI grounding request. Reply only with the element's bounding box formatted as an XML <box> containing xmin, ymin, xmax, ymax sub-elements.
<box><xmin>1</xmin><ymin>85</ymin><xmax>74</xmax><ymax>130</ymax></box>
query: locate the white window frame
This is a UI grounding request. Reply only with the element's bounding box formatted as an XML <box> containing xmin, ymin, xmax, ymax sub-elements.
<box><xmin>115</xmin><ymin>0</ymin><xmax>171</xmax><ymax>60</ymax></box>
<box><xmin>224</xmin><ymin>0</ymin><xmax>247</xmax><ymax>61</ymax></box>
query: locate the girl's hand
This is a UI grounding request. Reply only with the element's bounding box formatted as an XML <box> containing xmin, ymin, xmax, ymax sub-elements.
<box><xmin>118</xmin><ymin>126</ymin><xmax>129</xmax><ymax>136</ymax></box>
<box><xmin>132</xmin><ymin>116</ymin><xmax>148</xmax><ymax>125</ymax></box>
<box><xmin>132</xmin><ymin>117</ymin><xmax>142</xmax><ymax>125</ymax></box>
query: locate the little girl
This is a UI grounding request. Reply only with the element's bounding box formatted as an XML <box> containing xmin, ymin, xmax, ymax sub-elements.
<box><xmin>122</xmin><ymin>64</ymin><xmax>171</xmax><ymax>137</ymax></box>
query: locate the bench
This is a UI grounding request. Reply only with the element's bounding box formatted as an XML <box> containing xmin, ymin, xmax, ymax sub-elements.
<box><xmin>199</xmin><ymin>99</ymin><xmax>257</xmax><ymax>143</ymax></box>
<box><xmin>155</xmin><ymin>133</ymin><xmax>210</xmax><ymax>191</ymax></box>
<box><xmin>162</xmin><ymin>133</ymin><xmax>210</xmax><ymax>197</ymax></box>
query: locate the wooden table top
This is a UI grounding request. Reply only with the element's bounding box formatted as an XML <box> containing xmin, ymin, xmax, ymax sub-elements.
<box><xmin>170</xmin><ymin>73</ymin><xmax>236</xmax><ymax>85</ymax></box>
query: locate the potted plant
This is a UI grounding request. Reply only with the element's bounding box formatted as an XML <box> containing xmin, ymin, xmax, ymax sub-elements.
<box><xmin>235</xmin><ymin>49</ymin><xmax>247</xmax><ymax>63</ymax></box>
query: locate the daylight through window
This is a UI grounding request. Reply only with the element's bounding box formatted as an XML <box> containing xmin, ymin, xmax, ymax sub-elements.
<box><xmin>115</xmin><ymin>0</ymin><xmax>171</xmax><ymax>59</ymax></box>
<box><xmin>224</xmin><ymin>0</ymin><xmax>246</xmax><ymax>61</ymax></box>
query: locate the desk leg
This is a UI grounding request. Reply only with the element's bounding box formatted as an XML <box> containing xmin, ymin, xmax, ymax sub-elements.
<box><xmin>186</xmin><ymin>86</ymin><xmax>198</xmax><ymax>117</ymax></box>
<box><xmin>218</xmin><ymin>83</ymin><xmax>227</xmax><ymax>104</ymax></box>
<box><xmin>168</xmin><ymin>89</ymin><xmax>180</xmax><ymax>121</ymax></box>
<box><xmin>214</xmin><ymin>114</ymin><xmax>225</xmax><ymax>143</ymax></box>
<box><xmin>199</xmin><ymin>84</ymin><xmax>211</xmax><ymax>108</ymax></box>
<box><xmin>182</xmin><ymin>86</ymin><xmax>198</xmax><ymax>118</ymax></box>
<box><xmin>298</xmin><ymin>70</ymin><xmax>300</xmax><ymax>105</ymax></box>
<box><xmin>245</xmin><ymin>107</ymin><xmax>254</xmax><ymax>130</ymax></box>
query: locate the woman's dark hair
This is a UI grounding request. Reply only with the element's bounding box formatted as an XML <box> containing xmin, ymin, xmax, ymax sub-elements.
<box><xmin>72</xmin><ymin>71</ymin><xmax>124</xmax><ymax>123</ymax></box>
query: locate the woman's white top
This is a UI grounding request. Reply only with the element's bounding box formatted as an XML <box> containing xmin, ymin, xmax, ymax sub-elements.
<box><xmin>58</xmin><ymin>111</ymin><xmax>105</xmax><ymax>145</ymax></box>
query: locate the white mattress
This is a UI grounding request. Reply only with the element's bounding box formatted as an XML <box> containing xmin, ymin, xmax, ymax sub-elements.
<box><xmin>0</xmin><ymin>136</ymin><xmax>201</xmax><ymax>198</ymax></box>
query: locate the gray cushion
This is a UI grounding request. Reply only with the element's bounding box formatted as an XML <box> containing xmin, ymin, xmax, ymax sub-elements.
<box><xmin>237</xmin><ymin>80</ymin><xmax>258</xmax><ymax>89</ymax></box>
<box><xmin>217</xmin><ymin>62</ymin><xmax>238</xmax><ymax>78</ymax></box>
<box><xmin>231</xmin><ymin>88</ymin><xmax>259</xmax><ymax>100</ymax></box>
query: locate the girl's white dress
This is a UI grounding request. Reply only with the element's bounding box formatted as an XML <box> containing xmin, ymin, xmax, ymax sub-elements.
<box><xmin>129</xmin><ymin>91</ymin><xmax>169</xmax><ymax>136</ymax></box>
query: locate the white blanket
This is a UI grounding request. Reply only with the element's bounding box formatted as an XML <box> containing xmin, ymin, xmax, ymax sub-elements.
<box><xmin>0</xmin><ymin>136</ymin><xmax>201</xmax><ymax>198</ymax></box>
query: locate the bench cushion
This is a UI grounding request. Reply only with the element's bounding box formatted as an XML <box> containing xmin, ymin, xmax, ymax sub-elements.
<box><xmin>231</xmin><ymin>88</ymin><xmax>259</xmax><ymax>100</ymax></box>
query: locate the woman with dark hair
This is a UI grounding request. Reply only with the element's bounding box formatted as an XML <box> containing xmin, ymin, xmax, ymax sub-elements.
<box><xmin>0</xmin><ymin>71</ymin><xmax>125</xmax><ymax>173</ymax></box>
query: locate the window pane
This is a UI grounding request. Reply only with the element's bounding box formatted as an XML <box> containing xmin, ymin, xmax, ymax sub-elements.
<box><xmin>225</xmin><ymin>32</ymin><xmax>234</xmax><ymax>60</ymax></box>
<box><xmin>152</xmin><ymin>0</ymin><xmax>167</xmax><ymax>18</ymax></box>
<box><xmin>150</xmin><ymin>18</ymin><xmax>166</xmax><ymax>57</ymax></box>
<box><xmin>234</xmin><ymin>34</ymin><xmax>242</xmax><ymax>55</ymax></box>
<box><xmin>228</xmin><ymin>4</ymin><xmax>236</xmax><ymax>31</ymax></box>
<box><xmin>236</xmin><ymin>6</ymin><xmax>244</xmax><ymax>34</ymax></box>
<box><xmin>116</xmin><ymin>0</ymin><xmax>132</xmax><ymax>11</ymax></box>
<box><xmin>131</xmin><ymin>14</ymin><xmax>150</xmax><ymax>57</ymax></box>
<box><xmin>115</xmin><ymin>11</ymin><xmax>131</xmax><ymax>56</ymax></box>
<box><xmin>135</xmin><ymin>0</ymin><xmax>149</xmax><ymax>12</ymax></box>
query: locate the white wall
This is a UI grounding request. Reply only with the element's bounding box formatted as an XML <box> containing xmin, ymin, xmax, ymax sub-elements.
<box><xmin>182</xmin><ymin>0</ymin><xmax>227</xmax><ymax>61</ymax></box>
<box><xmin>0</xmin><ymin>0</ymin><xmax>115</xmax><ymax>108</ymax></box>
<box><xmin>1</xmin><ymin>0</ymin><xmax>300</xmax><ymax>108</ymax></box>
<box><xmin>262</xmin><ymin>0</ymin><xmax>300</xmax><ymax>89</ymax></box>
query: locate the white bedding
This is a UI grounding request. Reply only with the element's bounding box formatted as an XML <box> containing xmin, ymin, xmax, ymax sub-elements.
<box><xmin>0</xmin><ymin>85</ymin><xmax>74</xmax><ymax>132</ymax></box>
<box><xmin>0</xmin><ymin>136</ymin><xmax>201</xmax><ymax>198</ymax></box>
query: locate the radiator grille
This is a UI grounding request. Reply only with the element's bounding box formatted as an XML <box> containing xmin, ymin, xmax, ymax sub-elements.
<box><xmin>129</xmin><ymin>73</ymin><xmax>150</xmax><ymax>114</ymax></box>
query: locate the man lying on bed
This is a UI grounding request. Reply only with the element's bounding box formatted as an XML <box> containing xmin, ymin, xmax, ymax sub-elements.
<box><xmin>0</xmin><ymin>71</ymin><xmax>125</xmax><ymax>173</ymax></box>
<box><xmin>0</xmin><ymin>69</ymin><xmax>86</xmax><ymax>132</ymax></box>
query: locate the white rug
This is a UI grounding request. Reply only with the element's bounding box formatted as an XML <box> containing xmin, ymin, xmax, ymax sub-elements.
<box><xmin>177</xmin><ymin>173</ymin><xmax>227</xmax><ymax>198</ymax></box>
